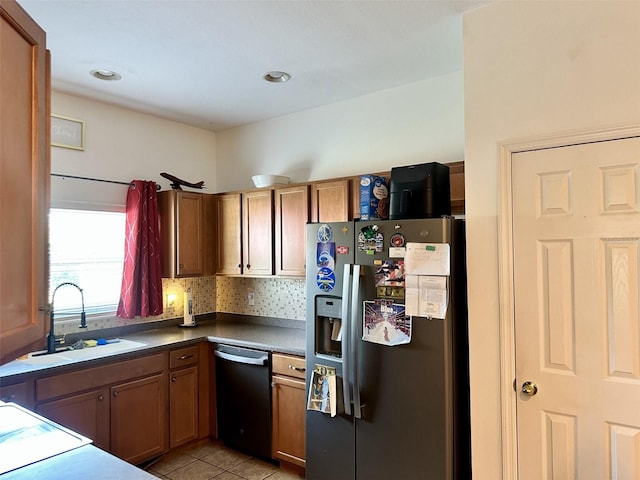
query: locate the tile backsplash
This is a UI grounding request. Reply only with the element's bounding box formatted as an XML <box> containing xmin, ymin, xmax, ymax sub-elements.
<box><xmin>216</xmin><ymin>276</ymin><xmax>306</xmax><ymax>321</ymax></box>
<box><xmin>55</xmin><ymin>275</ymin><xmax>305</xmax><ymax>336</ymax></box>
<box><xmin>55</xmin><ymin>276</ymin><xmax>217</xmax><ymax>335</ymax></box>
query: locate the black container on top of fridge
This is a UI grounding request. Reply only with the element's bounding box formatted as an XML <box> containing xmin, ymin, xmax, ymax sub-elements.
<box><xmin>305</xmin><ymin>217</ymin><xmax>470</xmax><ymax>480</ymax></box>
<box><xmin>388</xmin><ymin>162</ymin><xmax>451</xmax><ymax>220</ymax></box>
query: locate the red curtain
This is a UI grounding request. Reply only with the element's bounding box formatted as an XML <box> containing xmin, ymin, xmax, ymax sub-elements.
<box><xmin>117</xmin><ymin>180</ymin><xmax>163</xmax><ymax>319</ymax></box>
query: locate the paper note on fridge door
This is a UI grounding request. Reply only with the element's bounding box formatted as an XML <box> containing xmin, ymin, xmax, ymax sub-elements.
<box><xmin>307</xmin><ymin>365</ymin><xmax>337</xmax><ymax>417</ymax></box>
<box><xmin>404</xmin><ymin>242</ymin><xmax>450</xmax><ymax>276</ymax></box>
<box><xmin>405</xmin><ymin>275</ymin><xmax>448</xmax><ymax>319</ymax></box>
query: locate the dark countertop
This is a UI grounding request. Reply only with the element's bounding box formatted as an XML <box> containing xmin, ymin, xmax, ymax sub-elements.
<box><xmin>0</xmin><ymin>314</ymin><xmax>306</xmax><ymax>382</ymax></box>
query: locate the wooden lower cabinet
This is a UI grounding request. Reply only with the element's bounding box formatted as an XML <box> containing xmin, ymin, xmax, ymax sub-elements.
<box><xmin>110</xmin><ymin>373</ymin><xmax>168</xmax><ymax>464</ymax></box>
<box><xmin>169</xmin><ymin>365</ymin><xmax>199</xmax><ymax>448</ymax></box>
<box><xmin>37</xmin><ymin>388</ymin><xmax>110</xmax><ymax>451</ymax></box>
<box><xmin>34</xmin><ymin>351</ymin><xmax>168</xmax><ymax>465</ymax></box>
<box><xmin>271</xmin><ymin>353</ymin><xmax>306</xmax><ymax>467</ymax></box>
<box><xmin>0</xmin><ymin>381</ymin><xmax>32</xmax><ymax>409</ymax></box>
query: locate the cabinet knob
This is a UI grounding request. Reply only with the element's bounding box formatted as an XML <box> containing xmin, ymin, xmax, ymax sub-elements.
<box><xmin>179</xmin><ymin>263</ymin><xmax>184</xmax><ymax>269</ymax></box>
<box><xmin>98</xmin><ymin>395</ymin><xmax>104</xmax><ymax>401</ymax></box>
<box><xmin>113</xmin><ymin>391</ymin><xmax>119</xmax><ymax>398</ymax></box>
<box><xmin>246</xmin><ymin>264</ymin><xmax>251</xmax><ymax>269</ymax></box>
<box><xmin>178</xmin><ymin>354</ymin><xmax>194</xmax><ymax>361</ymax></box>
<box><xmin>171</xmin><ymin>377</ymin><xmax>177</xmax><ymax>382</ymax></box>
<box><xmin>237</xmin><ymin>264</ymin><xmax>242</xmax><ymax>268</ymax></box>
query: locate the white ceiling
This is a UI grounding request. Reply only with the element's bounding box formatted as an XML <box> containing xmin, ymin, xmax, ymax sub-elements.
<box><xmin>17</xmin><ymin>0</ymin><xmax>488</xmax><ymax>132</ymax></box>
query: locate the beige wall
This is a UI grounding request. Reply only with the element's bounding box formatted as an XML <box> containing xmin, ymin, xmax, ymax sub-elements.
<box><xmin>50</xmin><ymin>92</ymin><xmax>217</xmax><ymax>210</ymax></box>
<box><xmin>215</xmin><ymin>70</ymin><xmax>464</xmax><ymax>192</ymax></box>
<box><xmin>463</xmin><ymin>1</ymin><xmax>640</xmax><ymax>477</ymax></box>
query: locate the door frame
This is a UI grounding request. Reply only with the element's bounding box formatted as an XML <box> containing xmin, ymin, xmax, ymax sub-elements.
<box><xmin>497</xmin><ymin>123</ymin><xmax>640</xmax><ymax>479</ymax></box>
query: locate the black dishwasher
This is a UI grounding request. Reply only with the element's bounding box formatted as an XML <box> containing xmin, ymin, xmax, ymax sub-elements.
<box><xmin>214</xmin><ymin>344</ymin><xmax>272</xmax><ymax>459</ymax></box>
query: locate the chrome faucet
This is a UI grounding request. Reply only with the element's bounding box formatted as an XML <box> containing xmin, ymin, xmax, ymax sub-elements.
<box><xmin>48</xmin><ymin>282</ymin><xmax>87</xmax><ymax>354</ymax></box>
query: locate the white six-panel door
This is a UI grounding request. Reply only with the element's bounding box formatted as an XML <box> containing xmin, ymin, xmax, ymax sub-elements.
<box><xmin>512</xmin><ymin>137</ymin><xmax>640</xmax><ymax>479</ymax></box>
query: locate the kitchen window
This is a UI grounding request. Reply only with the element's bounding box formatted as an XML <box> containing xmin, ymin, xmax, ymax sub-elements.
<box><xmin>49</xmin><ymin>208</ymin><xmax>125</xmax><ymax>317</ymax></box>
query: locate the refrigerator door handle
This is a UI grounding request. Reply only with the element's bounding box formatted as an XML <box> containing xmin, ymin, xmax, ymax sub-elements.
<box><xmin>351</xmin><ymin>264</ymin><xmax>363</xmax><ymax>419</ymax></box>
<box><xmin>341</xmin><ymin>263</ymin><xmax>352</xmax><ymax>416</ymax></box>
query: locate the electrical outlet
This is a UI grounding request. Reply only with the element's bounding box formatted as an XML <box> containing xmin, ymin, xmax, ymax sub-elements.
<box><xmin>247</xmin><ymin>291</ymin><xmax>255</xmax><ymax>306</ymax></box>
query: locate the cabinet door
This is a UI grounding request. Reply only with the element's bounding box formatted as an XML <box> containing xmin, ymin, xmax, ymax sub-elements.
<box><xmin>110</xmin><ymin>374</ymin><xmax>167</xmax><ymax>464</ymax></box>
<box><xmin>159</xmin><ymin>190</ymin><xmax>204</xmax><ymax>277</ymax></box>
<box><xmin>275</xmin><ymin>185</ymin><xmax>309</xmax><ymax>277</ymax></box>
<box><xmin>310</xmin><ymin>180</ymin><xmax>350</xmax><ymax>223</ymax></box>
<box><xmin>0</xmin><ymin>1</ymin><xmax>49</xmax><ymax>364</ymax></box>
<box><xmin>0</xmin><ymin>382</ymin><xmax>32</xmax><ymax>409</ymax></box>
<box><xmin>242</xmin><ymin>190</ymin><xmax>274</xmax><ymax>276</ymax></box>
<box><xmin>448</xmin><ymin>161</ymin><xmax>465</xmax><ymax>215</ymax></box>
<box><xmin>176</xmin><ymin>192</ymin><xmax>204</xmax><ymax>276</ymax></box>
<box><xmin>272</xmin><ymin>374</ymin><xmax>306</xmax><ymax>467</ymax></box>
<box><xmin>216</xmin><ymin>193</ymin><xmax>243</xmax><ymax>275</ymax></box>
<box><xmin>169</xmin><ymin>366</ymin><xmax>198</xmax><ymax>448</ymax></box>
<box><xmin>37</xmin><ymin>389</ymin><xmax>110</xmax><ymax>451</ymax></box>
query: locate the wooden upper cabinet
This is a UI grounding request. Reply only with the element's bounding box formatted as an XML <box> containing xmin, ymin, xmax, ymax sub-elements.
<box><xmin>159</xmin><ymin>190</ymin><xmax>213</xmax><ymax>277</ymax></box>
<box><xmin>275</xmin><ymin>185</ymin><xmax>309</xmax><ymax>277</ymax></box>
<box><xmin>310</xmin><ymin>179</ymin><xmax>351</xmax><ymax>222</ymax></box>
<box><xmin>448</xmin><ymin>161</ymin><xmax>465</xmax><ymax>215</ymax></box>
<box><xmin>0</xmin><ymin>1</ymin><xmax>50</xmax><ymax>365</ymax></box>
<box><xmin>216</xmin><ymin>193</ymin><xmax>242</xmax><ymax>275</ymax></box>
<box><xmin>243</xmin><ymin>190</ymin><xmax>274</xmax><ymax>276</ymax></box>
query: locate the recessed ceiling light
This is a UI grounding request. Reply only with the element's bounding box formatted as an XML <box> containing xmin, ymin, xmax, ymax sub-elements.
<box><xmin>90</xmin><ymin>69</ymin><xmax>122</xmax><ymax>81</ymax></box>
<box><xmin>263</xmin><ymin>71</ymin><xmax>291</xmax><ymax>83</ymax></box>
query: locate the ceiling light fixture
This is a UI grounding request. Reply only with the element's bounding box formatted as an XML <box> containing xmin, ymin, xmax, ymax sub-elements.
<box><xmin>263</xmin><ymin>71</ymin><xmax>291</xmax><ymax>83</ymax></box>
<box><xmin>90</xmin><ymin>69</ymin><xmax>122</xmax><ymax>81</ymax></box>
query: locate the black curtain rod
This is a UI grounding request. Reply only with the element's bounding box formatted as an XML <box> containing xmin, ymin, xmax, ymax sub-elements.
<box><xmin>51</xmin><ymin>173</ymin><xmax>161</xmax><ymax>190</ymax></box>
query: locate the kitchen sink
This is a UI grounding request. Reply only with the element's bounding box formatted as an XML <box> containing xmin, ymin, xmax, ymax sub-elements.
<box><xmin>21</xmin><ymin>339</ymin><xmax>147</xmax><ymax>365</ymax></box>
<box><xmin>18</xmin><ymin>354</ymin><xmax>73</xmax><ymax>366</ymax></box>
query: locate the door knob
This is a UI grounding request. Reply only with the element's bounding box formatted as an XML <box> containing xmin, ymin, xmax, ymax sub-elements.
<box><xmin>521</xmin><ymin>381</ymin><xmax>538</xmax><ymax>396</ymax></box>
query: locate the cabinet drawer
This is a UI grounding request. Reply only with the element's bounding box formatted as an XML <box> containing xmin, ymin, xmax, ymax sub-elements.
<box><xmin>36</xmin><ymin>352</ymin><xmax>167</xmax><ymax>402</ymax></box>
<box><xmin>272</xmin><ymin>353</ymin><xmax>306</xmax><ymax>380</ymax></box>
<box><xmin>0</xmin><ymin>382</ymin><xmax>29</xmax><ymax>406</ymax></box>
<box><xmin>169</xmin><ymin>345</ymin><xmax>199</xmax><ymax>369</ymax></box>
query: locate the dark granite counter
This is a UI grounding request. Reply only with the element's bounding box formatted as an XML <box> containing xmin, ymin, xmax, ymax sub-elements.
<box><xmin>0</xmin><ymin>314</ymin><xmax>306</xmax><ymax>382</ymax></box>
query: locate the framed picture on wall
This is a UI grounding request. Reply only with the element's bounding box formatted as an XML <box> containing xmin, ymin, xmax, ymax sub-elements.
<box><xmin>51</xmin><ymin>114</ymin><xmax>85</xmax><ymax>150</ymax></box>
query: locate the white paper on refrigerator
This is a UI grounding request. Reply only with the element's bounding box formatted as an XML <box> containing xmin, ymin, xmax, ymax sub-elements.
<box><xmin>405</xmin><ymin>275</ymin><xmax>449</xmax><ymax>319</ymax></box>
<box><xmin>307</xmin><ymin>365</ymin><xmax>337</xmax><ymax>417</ymax></box>
<box><xmin>404</xmin><ymin>242</ymin><xmax>450</xmax><ymax>276</ymax></box>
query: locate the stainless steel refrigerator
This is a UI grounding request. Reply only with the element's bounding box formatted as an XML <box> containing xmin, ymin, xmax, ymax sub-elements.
<box><xmin>305</xmin><ymin>217</ymin><xmax>470</xmax><ymax>480</ymax></box>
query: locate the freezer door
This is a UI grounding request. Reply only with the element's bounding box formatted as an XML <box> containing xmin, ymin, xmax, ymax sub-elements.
<box><xmin>305</xmin><ymin>222</ymin><xmax>356</xmax><ymax>480</ymax></box>
<box><xmin>306</xmin><ymin>222</ymin><xmax>355</xmax><ymax>299</ymax></box>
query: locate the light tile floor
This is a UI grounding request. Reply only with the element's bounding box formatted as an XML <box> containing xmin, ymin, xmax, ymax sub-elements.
<box><xmin>146</xmin><ymin>440</ymin><xmax>305</xmax><ymax>480</ymax></box>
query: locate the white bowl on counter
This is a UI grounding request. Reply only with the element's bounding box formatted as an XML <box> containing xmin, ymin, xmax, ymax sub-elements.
<box><xmin>251</xmin><ymin>175</ymin><xmax>290</xmax><ymax>188</ymax></box>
